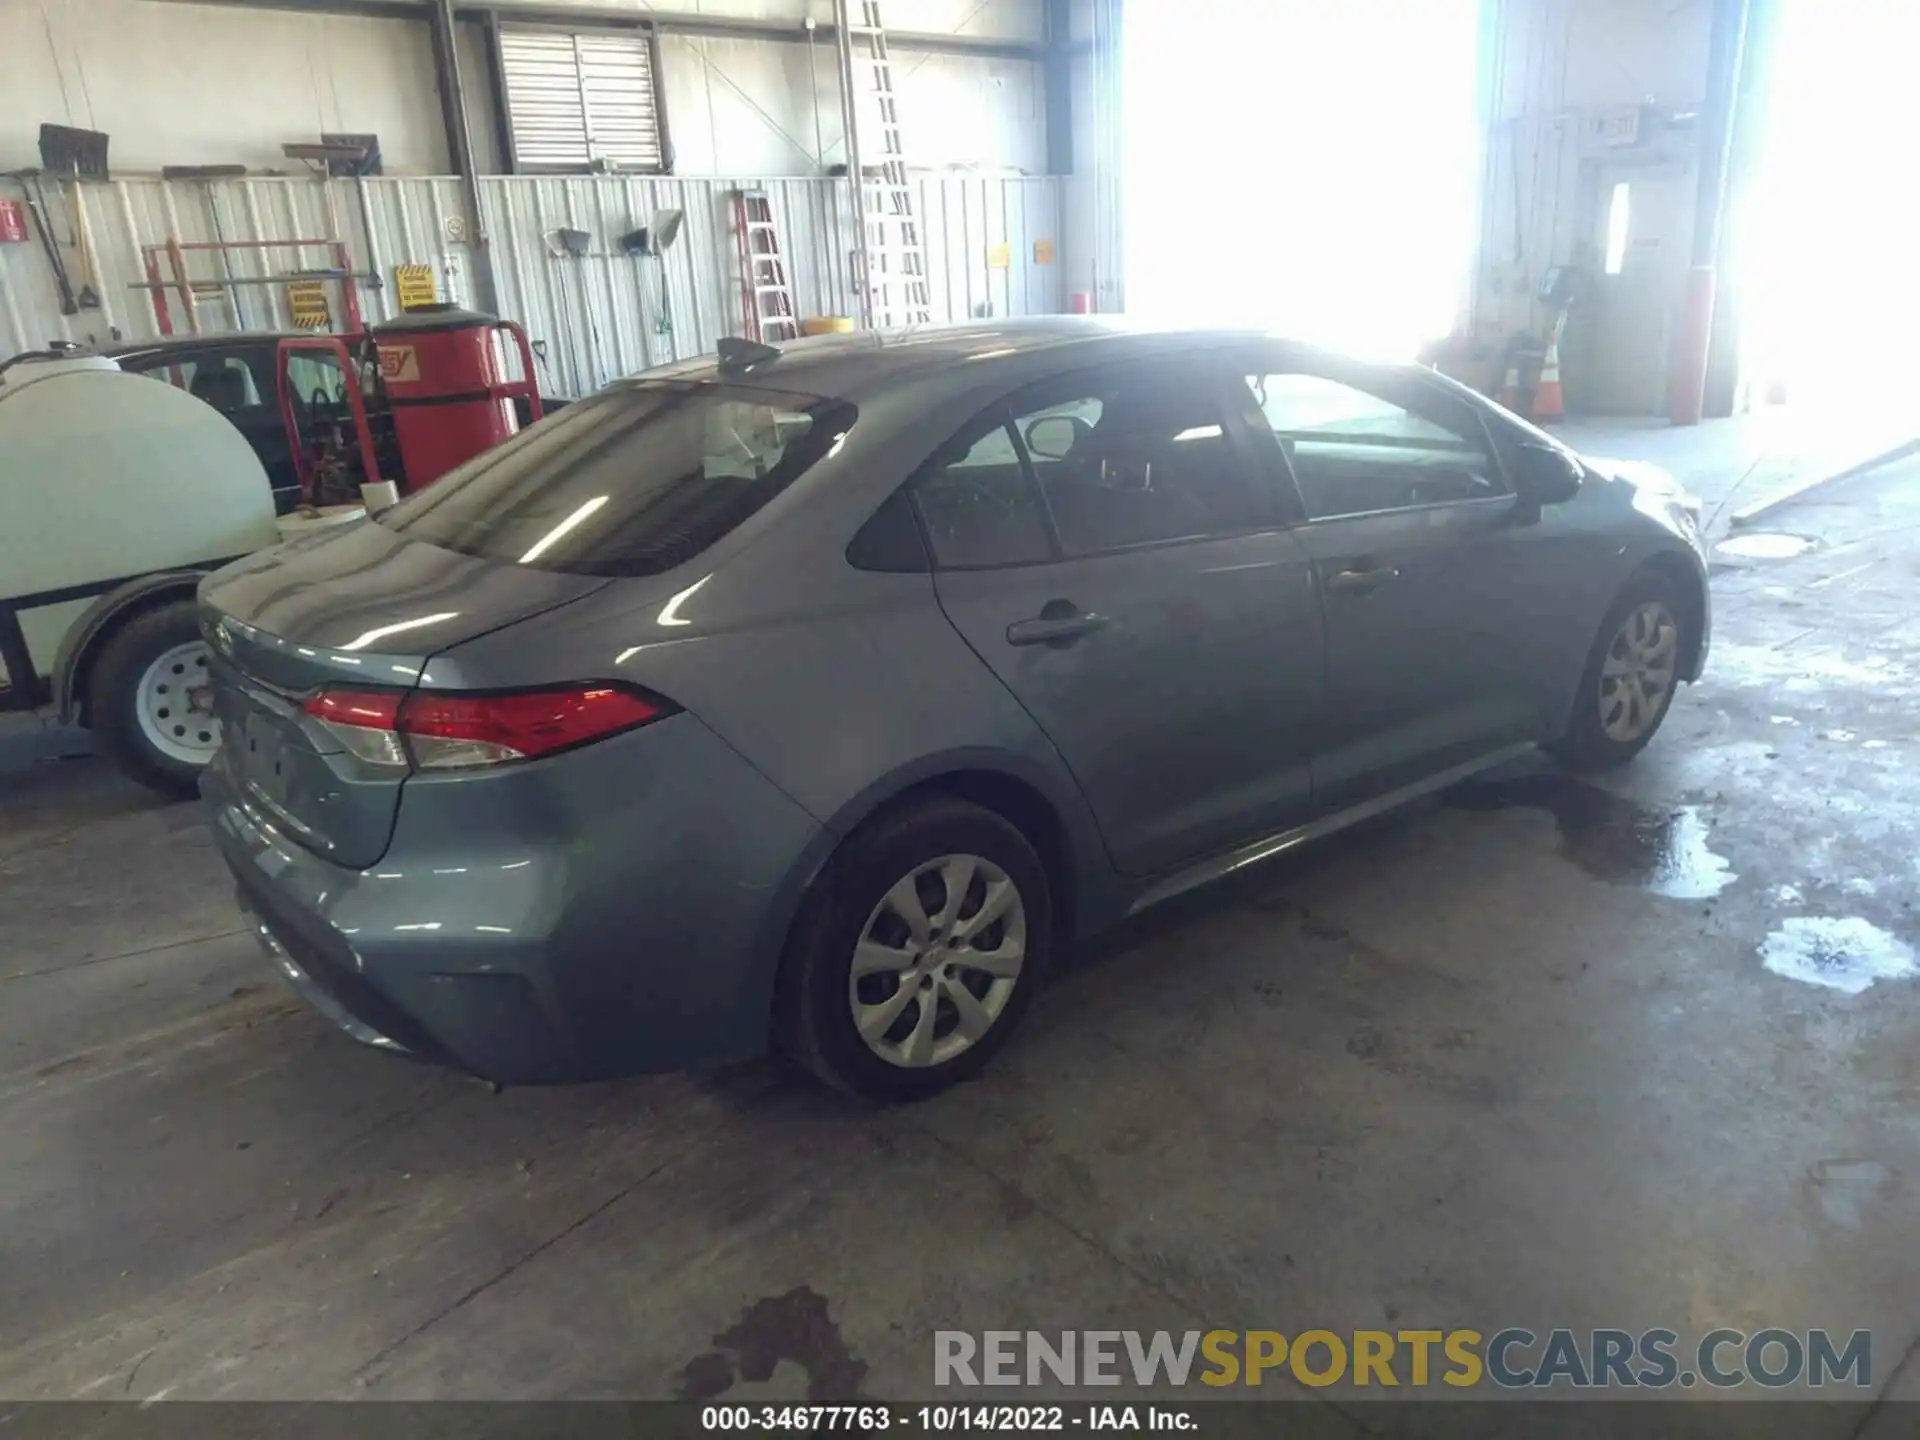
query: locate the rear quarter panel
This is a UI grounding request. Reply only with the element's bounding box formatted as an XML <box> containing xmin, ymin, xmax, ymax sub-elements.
<box><xmin>422</xmin><ymin>364</ymin><xmax>1142</xmax><ymax>939</ymax></box>
<box><xmin>435</xmin><ymin>564</ymin><xmax>1129</xmax><ymax>940</ymax></box>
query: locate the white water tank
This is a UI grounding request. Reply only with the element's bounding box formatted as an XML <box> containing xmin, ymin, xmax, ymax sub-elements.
<box><xmin>0</xmin><ymin>352</ymin><xmax>280</xmax><ymax>673</ymax></box>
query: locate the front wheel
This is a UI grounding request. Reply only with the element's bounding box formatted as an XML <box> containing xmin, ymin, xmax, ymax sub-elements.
<box><xmin>88</xmin><ymin>599</ymin><xmax>220</xmax><ymax>799</ymax></box>
<box><xmin>1548</xmin><ymin>576</ymin><xmax>1688</xmax><ymax>771</ymax></box>
<box><xmin>780</xmin><ymin>797</ymin><xmax>1052</xmax><ymax>1101</ymax></box>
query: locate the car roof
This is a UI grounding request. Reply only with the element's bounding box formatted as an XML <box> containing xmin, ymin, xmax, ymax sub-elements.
<box><xmin>103</xmin><ymin>333</ymin><xmax>302</xmax><ymax>360</ymax></box>
<box><xmin>99</xmin><ymin>319</ymin><xmax>1452</xmax><ymax>412</ymax></box>
<box><xmin>617</xmin><ymin>317</ymin><xmax>1283</xmax><ymax>403</ymax></box>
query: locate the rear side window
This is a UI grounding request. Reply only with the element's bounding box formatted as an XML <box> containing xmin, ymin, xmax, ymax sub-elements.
<box><xmin>914</xmin><ymin>421</ymin><xmax>1054</xmax><ymax>568</ymax></box>
<box><xmin>128</xmin><ymin>351</ymin><xmax>270</xmax><ymax>414</ymax></box>
<box><xmin>378</xmin><ymin>384</ymin><xmax>855</xmax><ymax>576</ymax></box>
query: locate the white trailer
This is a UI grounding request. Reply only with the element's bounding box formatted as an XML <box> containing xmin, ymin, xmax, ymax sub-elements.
<box><xmin>0</xmin><ymin>350</ymin><xmax>280</xmax><ymax>794</ymax></box>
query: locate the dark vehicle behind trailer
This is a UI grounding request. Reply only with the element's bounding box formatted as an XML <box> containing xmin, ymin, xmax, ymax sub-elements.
<box><xmin>107</xmin><ymin>333</ymin><xmax>569</xmax><ymax>514</ymax></box>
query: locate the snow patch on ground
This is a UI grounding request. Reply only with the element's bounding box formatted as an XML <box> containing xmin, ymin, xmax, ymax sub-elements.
<box><xmin>1761</xmin><ymin>917</ymin><xmax>1917</xmax><ymax>995</ymax></box>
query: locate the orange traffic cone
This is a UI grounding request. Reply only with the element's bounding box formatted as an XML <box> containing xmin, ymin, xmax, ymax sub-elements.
<box><xmin>1498</xmin><ymin>362</ymin><xmax>1523</xmax><ymax>412</ymax></box>
<box><xmin>1532</xmin><ymin>320</ymin><xmax>1566</xmax><ymax>424</ymax></box>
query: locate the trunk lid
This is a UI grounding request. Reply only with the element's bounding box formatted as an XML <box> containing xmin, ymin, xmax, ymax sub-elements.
<box><xmin>200</xmin><ymin>520</ymin><xmax>607</xmax><ymax>867</ymax></box>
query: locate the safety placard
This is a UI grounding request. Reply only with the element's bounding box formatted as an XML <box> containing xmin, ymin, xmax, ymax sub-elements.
<box><xmin>1033</xmin><ymin>239</ymin><xmax>1055</xmax><ymax>265</ymax></box>
<box><xmin>287</xmin><ymin>279</ymin><xmax>331</xmax><ymax>330</ymax></box>
<box><xmin>395</xmin><ymin>264</ymin><xmax>439</xmax><ymax>310</ymax></box>
<box><xmin>987</xmin><ymin>242</ymin><xmax>1011</xmax><ymax>270</ymax></box>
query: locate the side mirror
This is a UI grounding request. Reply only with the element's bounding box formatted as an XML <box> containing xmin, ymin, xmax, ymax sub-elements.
<box><xmin>1024</xmin><ymin>414</ymin><xmax>1086</xmax><ymax>461</ymax></box>
<box><xmin>1513</xmin><ymin>442</ymin><xmax>1582</xmax><ymax>506</ymax></box>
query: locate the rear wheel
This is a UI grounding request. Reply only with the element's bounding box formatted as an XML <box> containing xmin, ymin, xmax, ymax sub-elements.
<box><xmin>89</xmin><ymin>599</ymin><xmax>219</xmax><ymax>799</ymax></box>
<box><xmin>781</xmin><ymin>797</ymin><xmax>1052</xmax><ymax>1101</ymax></box>
<box><xmin>1548</xmin><ymin>575</ymin><xmax>1688</xmax><ymax>771</ymax></box>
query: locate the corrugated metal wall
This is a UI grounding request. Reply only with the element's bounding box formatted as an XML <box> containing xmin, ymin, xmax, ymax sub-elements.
<box><xmin>1469</xmin><ymin>0</ymin><xmax>1713</xmax><ymax>340</ymax></box>
<box><xmin>0</xmin><ymin>173</ymin><xmax>1066</xmax><ymax>396</ymax></box>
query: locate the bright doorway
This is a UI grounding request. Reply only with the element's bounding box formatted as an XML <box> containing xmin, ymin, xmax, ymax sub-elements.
<box><xmin>1735</xmin><ymin>0</ymin><xmax>1920</xmax><ymax>411</ymax></box>
<box><xmin>1121</xmin><ymin>0</ymin><xmax>1482</xmax><ymax>360</ymax></box>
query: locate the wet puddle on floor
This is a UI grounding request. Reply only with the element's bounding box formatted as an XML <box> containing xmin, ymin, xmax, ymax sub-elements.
<box><xmin>1760</xmin><ymin>916</ymin><xmax>1917</xmax><ymax>994</ymax></box>
<box><xmin>1446</xmin><ymin>773</ymin><xmax>1736</xmax><ymax>898</ymax></box>
<box><xmin>1717</xmin><ymin>532</ymin><xmax>1817</xmax><ymax>560</ymax></box>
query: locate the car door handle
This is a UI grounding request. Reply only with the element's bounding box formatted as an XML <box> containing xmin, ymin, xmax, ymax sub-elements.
<box><xmin>1006</xmin><ymin>610</ymin><xmax>1110</xmax><ymax>648</ymax></box>
<box><xmin>1325</xmin><ymin>565</ymin><xmax>1400</xmax><ymax>596</ymax></box>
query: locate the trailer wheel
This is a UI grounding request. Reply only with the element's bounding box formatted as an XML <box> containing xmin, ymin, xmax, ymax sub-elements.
<box><xmin>89</xmin><ymin>599</ymin><xmax>219</xmax><ymax>799</ymax></box>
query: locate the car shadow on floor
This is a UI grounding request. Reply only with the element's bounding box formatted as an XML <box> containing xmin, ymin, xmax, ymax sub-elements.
<box><xmin>1061</xmin><ymin>801</ymin><xmax>1443</xmax><ymax>980</ymax></box>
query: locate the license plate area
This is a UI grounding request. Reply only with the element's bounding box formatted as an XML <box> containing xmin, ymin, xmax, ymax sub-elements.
<box><xmin>239</xmin><ymin>708</ymin><xmax>300</xmax><ymax>807</ymax></box>
<box><xmin>212</xmin><ymin>668</ymin><xmax>319</xmax><ymax>808</ymax></box>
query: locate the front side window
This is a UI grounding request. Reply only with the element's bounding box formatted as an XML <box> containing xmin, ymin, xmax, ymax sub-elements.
<box><xmin>379</xmin><ymin>383</ymin><xmax>854</xmax><ymax>576</ymax></box>
<box><xmin>1011</xmin><ymin>371</ymin><xmax>1265</xmax><ymax>556</ymax></box>
<box><xmin>286</xmin><ymin>352</ymin><xmax>349</xmax><ymax>407</ymax></box>
<box><xmin>1246</xmin><ymin>369</ymin><xmax>1505</xmax><ymax>520</ymax></box>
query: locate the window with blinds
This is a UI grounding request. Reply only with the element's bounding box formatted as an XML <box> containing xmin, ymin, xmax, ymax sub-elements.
<box><xmin>498</xmin><ymin>27</ymin><xmax>665</xmax><ymax>173</ymax></box>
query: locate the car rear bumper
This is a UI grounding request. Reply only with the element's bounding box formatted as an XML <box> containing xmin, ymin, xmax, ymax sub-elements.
<box><xmin>204</xmin><ymin>711</ymin><xmax>828</xmax><ymax>1084</ymax></box>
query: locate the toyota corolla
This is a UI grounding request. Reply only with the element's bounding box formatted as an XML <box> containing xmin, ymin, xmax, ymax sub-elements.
<box><xmin>200</xmin><ymin>320</ymin><xmax>1708</xmax><ymax>1100</ymax></box>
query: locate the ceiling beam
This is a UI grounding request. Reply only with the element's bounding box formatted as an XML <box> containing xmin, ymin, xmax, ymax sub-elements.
<box><xmin>141</xmin><ymin>0</ymin><xmax>1047</xmax><ymax>60</ymax></box>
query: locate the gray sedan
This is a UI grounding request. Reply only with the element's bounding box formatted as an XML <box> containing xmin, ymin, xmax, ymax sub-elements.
<box><xmin>200</xmin><ymin>320</ymin><xmax>1708</xmax><ymax>1099</ymax></box>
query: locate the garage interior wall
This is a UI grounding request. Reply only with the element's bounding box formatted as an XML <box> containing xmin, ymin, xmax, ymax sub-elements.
<box><xmin>651</xmin><ymin>30</ymin><xmax>1046</xmax><ymax>177</ymax></box>
<box><xmin>0</xmin><ymin>169</ymin><xmax>1067</xmax><ymax>389</ymax></box>
<box><xmin>1471</xmin><ymin>0</ymin><xmax>1718</xmax><ymax>413</ymax></box>
<box><xmin>2</xmin><ymin>1</ymin><xmax>455</xmax><ymax>175</ymax></box>
<box><xmin>1</xmin><ymin>0</ymin><xmax>1062</xmax><ymax>389</ymax></box>
<box><xmin>2</xmin><ymin>0</ymin><xmax>1047</xmax><ymax>177</ymax></box>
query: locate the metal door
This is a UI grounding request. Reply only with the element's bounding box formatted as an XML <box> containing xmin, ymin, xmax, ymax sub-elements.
<box><xmin>1579</xmin><ymin>161</ymin><xmax>1696</xmax><ymax>416</ymax></box>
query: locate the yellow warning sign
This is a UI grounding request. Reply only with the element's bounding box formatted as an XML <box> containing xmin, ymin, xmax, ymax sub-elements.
<box><xmin>287</xmin><ymin>279</ymin><xmax>330</xmax><ymax>330</ymax></box>
<box><xmin>395</xmin><ymin>264</ymin><xmax>439</xmax><ymax>311</ymax></box>
<box><xmin>987</xmin><ymin>242</ymin><xmax>1011</xmax><ymax>270</ymax></box>
<box><xmin>1033</xmin><ymin>239</ymin><xmax>1055</xmax><ymax>265</ymax></box>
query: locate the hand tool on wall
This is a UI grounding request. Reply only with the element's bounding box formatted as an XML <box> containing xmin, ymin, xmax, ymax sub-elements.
<box><xmin>38</xmin><ymin>123</ymin><xmax>110</xmax><ymax>180</ymax></box>
<box><xmin>6</xmin><ymin>170</ymin><xmax>78</xmax><ymax>316</ymax></box>
<box><xmin>34</xmin><ymin>126</ymin><xmax>112</xmax><ymax>312</ymax></box>
<box><xmin>66</xmin><ymin>170</ymin><xmax>101</xmax><ymax>310</ymax></box>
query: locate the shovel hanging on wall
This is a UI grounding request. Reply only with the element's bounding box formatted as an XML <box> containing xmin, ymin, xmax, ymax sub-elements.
<box><xmin>38</xmin><ymin>124</ymin><xmax>110</xmax><ymax>179</ymax></box>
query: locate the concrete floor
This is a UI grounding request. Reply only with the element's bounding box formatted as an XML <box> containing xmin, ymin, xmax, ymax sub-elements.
<box><xmin>4</xmin><ymin>450</ymin><xmax>1917</xmax><ymax>1426</ymax></box>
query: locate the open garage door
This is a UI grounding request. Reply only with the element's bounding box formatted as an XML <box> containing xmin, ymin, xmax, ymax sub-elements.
<box><xmin>1121</xmin><ymin>0</ymin><xmax>1481</xmax><ymax>359</ymax></box>
<box><xmin>1735</xmin><ymin>0</ymin><xmax>1920</xmax><ymax>413</ymax></box>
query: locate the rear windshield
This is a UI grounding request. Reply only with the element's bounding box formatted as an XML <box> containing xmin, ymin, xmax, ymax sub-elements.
<box><xmin>377</xmin><ymin>383</ymin><xmax>855</xmax><ymax>576</ymax></box>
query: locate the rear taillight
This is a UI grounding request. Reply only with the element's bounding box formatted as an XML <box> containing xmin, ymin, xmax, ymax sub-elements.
<box><xmin>306</xmin><ymin>690</ymin><xmax>408</xmax><ymax>767</ymax></box>
<box><xmin>303</xmin><ymin>685</ymin><xmax>673</xmax><ymax>770</ymax></box>
<box><xmin>398</xmin><ymin>687</ymin><xmax>671</xmax><ymax>768</ymax></box>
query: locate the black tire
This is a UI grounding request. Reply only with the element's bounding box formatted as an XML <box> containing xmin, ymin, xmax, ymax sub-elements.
<box><xmin>88</xmin><ymin>599</ymin><xmax>214</xmax><ymax>800</ymax></box>
<box><xmin>779</xmin><ymin>796</ymin><xmax>1053</xmax><ymax>1102</ymax></box>
<box><xmin>1547</xmin><ymin>571</ymin><xmax>1690</xmax><ymax>772</ymax></box>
